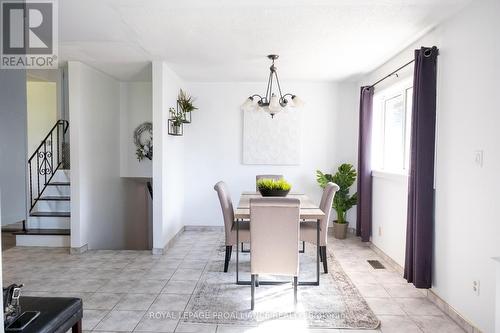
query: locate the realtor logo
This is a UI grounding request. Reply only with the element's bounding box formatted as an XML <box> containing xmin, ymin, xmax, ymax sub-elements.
<box><xmin>1</xmin><ymin>0</ymin><xmax>58</xmax><ymax>68</ymax></box>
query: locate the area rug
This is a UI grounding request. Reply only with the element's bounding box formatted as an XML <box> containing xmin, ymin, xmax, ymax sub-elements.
<box><xmin>183</xmin><ymin>243</ymin><xmax>380</xmax><ymax>329</ymax></box>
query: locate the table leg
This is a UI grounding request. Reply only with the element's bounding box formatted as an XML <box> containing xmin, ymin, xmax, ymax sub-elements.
<box><xmin>72</xmin><ymin>319</ymin><xmax>82</xmax><ymax>333</ymax></box>
<box><xmin>316</xmin><ymin>219</ymin><xmax>320</xmax><ymax>286</ymax></box>
<box><xmin>236</xmin><ymin>218</ymin><xmax>239</xmax><ymax>284</ymax></box>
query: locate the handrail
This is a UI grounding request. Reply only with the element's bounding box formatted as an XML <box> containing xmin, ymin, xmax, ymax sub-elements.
<box><xmin>28</xmin><ymin>120</ymin><xmax>69</xmax><ymax>212</ymax></box>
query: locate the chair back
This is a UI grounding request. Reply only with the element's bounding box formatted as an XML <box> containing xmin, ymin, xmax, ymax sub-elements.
<box><xmin>319</xmin><ymin>182</ymin><xmax>340</xmax><ymax>242</ymax></box>
<box><xmin>214</xmin><ymin>181</ymin><xmax>235</xmax><ymax>244</ymax></box>
<box><xmin>250</xmin><ymin>197</ymin><xmax>300</xmax><ymax>276</ymax></box>
<box><xmin>255</xmin><ymin>174</ymin><xmax>284</xmax><ymax>191</ymax></box>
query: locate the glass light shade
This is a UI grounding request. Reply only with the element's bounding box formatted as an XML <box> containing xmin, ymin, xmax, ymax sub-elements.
<box><xmin>291</xmin><ymin>95</ymin><xmax>304</xmax><ymax>107</ymax></box>
<box><xmin>269</xmin><ymin>94</ymin><xmax>281</xmax><ymax>112</ymax></box>
<box><xmin>241</xmin><ymin>97</ymin><xmax>254</xmax><ymax>110</ymax></box>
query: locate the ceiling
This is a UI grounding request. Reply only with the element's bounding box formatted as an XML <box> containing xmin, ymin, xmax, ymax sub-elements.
<box><xmin>59</xmin><ymin>0</ymin><xmax>471</xmax><ymax>81</ymax></box>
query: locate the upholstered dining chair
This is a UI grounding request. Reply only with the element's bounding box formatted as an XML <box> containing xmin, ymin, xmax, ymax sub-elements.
<box><xmin>255</xmin><ymin>174</ymin><xmax>284</xmax><ymax>191</ymax></box>
<box><xmin>249</xmin><ymin>197</ymin><xmax>300</xmax><ymax>310</ymax></box>
<box><xmin>299</xmin><ymin>182</ymin><xmax>339</xmax><ymax>273</ymax></box>
<box><xmin>214</xmin><ymin>181</ymin><xmax>250</xmax><ymax>272</ymax></box>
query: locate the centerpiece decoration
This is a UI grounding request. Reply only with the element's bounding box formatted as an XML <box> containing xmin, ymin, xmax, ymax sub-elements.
<box><xmin>257</xmin><ymin>178</ymin><xmax>292</xmax><ymax>197</ymax></box>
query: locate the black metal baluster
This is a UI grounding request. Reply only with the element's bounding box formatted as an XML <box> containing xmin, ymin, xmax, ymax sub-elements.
<box><xmin>36</xmin><ymin>151</ymin><xmax>40</xmax><ymax>198</ymax></box>
<box><xmin>29</xmin><ymin>161</ymin><xmax>33</xmax><ymax>209</ymax></box>
<box><xmin>50</xmin><ymin>132</ymin><xmax>54</xmax><ymax>177</ymax></box>
<box><xmin>56</xmin><ymin>123</ymin><xmax>60</xmax><ymax>166</ymax></box>
<box><xmin>44</xmin><ymin>141</ymin><xmax>47</xmax><ymax>186</ymax></box>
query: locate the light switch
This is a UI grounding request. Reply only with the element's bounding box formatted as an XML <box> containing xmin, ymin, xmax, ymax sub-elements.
<box><xmin>474</xmin><ymin>150</ymin><xmax>483</xmax><ymax>167</ymax></box>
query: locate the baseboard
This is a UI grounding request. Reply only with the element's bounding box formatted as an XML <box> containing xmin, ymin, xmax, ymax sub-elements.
<box><xmin>70</xmin><ymin>243</ymin><xmax>88</xmax><ymax>254</ymax></box>
<box><xmin>369</xmin><ymin>242</ymin><xmax>404</xmax><ymax>275</ymax></box>
<box><xmin>367</xmin><ymin>241</ymin><xmax>481</xmax><ymax>333</ymax></box>
<box><xmin>152</xmin><ymin>225</ymin><xmax>185</xmax><ymax>255</ymax></box>
<box><xmin>427</xmin><ymin>289</ymin><xmax>482</xmax><ymax>333</ymax></box>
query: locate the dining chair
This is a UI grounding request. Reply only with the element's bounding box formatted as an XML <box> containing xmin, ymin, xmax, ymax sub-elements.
<box><xmin>249</xmin><ymin>197</ymin><xmax>300</xmax><ymax>310</ymax></box>
<box><xmin>214</xmin><ymin>181</ymin><xmax>251</xmax><ymax>272</ymax></box>
<box><xmin>299</xmin><ymin>182</ymin><xmax>339</xmax><ymax>273</ymax></box>
<box><xmin>255</xmin><ymin>174</ymin><xmax>284</xmax><ymax>191</ymax></box>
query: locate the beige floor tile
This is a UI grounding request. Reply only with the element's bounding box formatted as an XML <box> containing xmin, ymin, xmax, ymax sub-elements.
<box><xmin>394</xmin><ymin>297</ymin><xmax>443</xmax><ymax>316</ymax></box>
<box><xmin>355</xmin><ymin>283</ymin><xmax>392</xmax><ymax>298</ymax></box>
<box><xmin>82</xmin><ymin>309</ymin><xmax>109</xmax><ymax>331</ymax></box>
<box><xmin>84</xmin><ymin>292</ymin><xmax>123</xmax><ymax>310</ymax></box>
<box><xmin>411</xmin><ymin>315</ymin><xmax>465</xmax><ymax>332</ymax></box>
<box><xmin>174</xmin><ymin>322</ymin><xmax>216</xmax><ymax>333</ymax></box>
<box><xmin>365</xmin><ymin>297</ymin><xmax>406</xmax><ymax>315</ymax></box>
<box><xmin>115</xmin><ymin>293</ymin><xmax>157</xmax><ymax>310</ymax></box>
<box><xmin>378</xmin><ymin>315</ymin><xmax>422</xmax><ymax>333</ymax></box>
<box><xmin>94</xmin><ymin>310</ymin><xmax>145</xmax><ymax>331</ymax></box>
<box><xmin>150</xmin><ymin>293</ymin><xmax>190</xmax><ymax>311</ymax></box>
<box><xmin>162</xmin><ymin>280</ymin><xmax>198</xmax><ymax>294</ymax></box>
<box><xmin>383</xmin><ymin>284</ymin><xmax>426</xmax><ymax>298</ymax></box>
<box><xmin>134</xmin><ymin>313</ymin><xmax>179</xmax><ymax>332</ymax></box>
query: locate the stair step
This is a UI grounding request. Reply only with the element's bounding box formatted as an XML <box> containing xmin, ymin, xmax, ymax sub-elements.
<box><xmin>39</xmin><ymin>196</ymin><xmax>70</xmax><ymax>201</ymax></box>
<box><xmin>47</xmin><ymin>182</ymin><xmax>70</xmax><ymax>186</ymax></box>
<box><xmin>30</xmin><ymin>212</ymin><xmax>70</xmax><ymax>217</ymax></box>
<box><xmin>14</xmin><ymin>229</ymin><xmax>70</xmax><ymax>236</ymax></box>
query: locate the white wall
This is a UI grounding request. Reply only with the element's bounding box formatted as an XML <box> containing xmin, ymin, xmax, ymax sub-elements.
<box><xmin>182</xmin><ymin>81</ymin><xmax>345</xmax><ymax>227</ymax></box>
<box><xmin>69</xmin><ymin>61</ymin><xmax>150</xmax><ymax>250</ymax></box>
<box><xmin>26</xmin><ymin>81</ymin><xmax>57</xmax><ymax>155</ymax></box>
<box><xmin>120</xmin><ymin>81</ymin><xmax>152</xmax><ymax>178</ymax></box>
<box><xmin>0</xmin><ymin>69</ymin><xmax>27</xmax><ymax>226</ymax></box>
<box><xmin>152</xmin><ymin>62</ymin><xmax>185</xmax><ymax>252</ymax></box>
<box><xmin>371</xmin><ymin>172</ymin><xmax>408</xmax><ymax>266</ymax></box>
<box><xmin>357</xmin><ymin>0</ymin><xmax>500</xmax><ymax>330</ymax></box>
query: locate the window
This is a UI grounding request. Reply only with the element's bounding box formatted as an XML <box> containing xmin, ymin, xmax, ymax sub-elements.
<box><xmin>372</xmin><ymin>79</ymin><xmax>413</xmax><ymax>174</ymax></box>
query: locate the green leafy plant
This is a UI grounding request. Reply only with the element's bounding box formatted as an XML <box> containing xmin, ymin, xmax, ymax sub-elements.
<box><xmin>177</xmin><ymin>89</ymin><xmax>198</xmax><ymax>113</ymax></box>
<box><xmin>316</xmin><ymin>164</ymin><xmax>357</xmax><ymax>224</ymax></box>
<box><xmin>169</xmin><ymin>107</ymin><xmax>184</xmax><ymax>126</ymax></box>
<box><xmin>257</xmin><ymin>178</ymin><xmax>292</xmax><ymax>191</ymax></box>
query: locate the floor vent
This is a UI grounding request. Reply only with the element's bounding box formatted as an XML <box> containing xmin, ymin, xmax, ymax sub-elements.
<box><xmin>367</xmin><ymin>260</ymin><xmax>385</xmax><ymax>269</ymax></box>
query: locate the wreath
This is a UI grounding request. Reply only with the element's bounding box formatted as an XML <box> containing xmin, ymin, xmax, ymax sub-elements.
<box><xmin>134</xmin><ymin>122</ymin><xmax>153</xmax><ymax>161</ymax></box>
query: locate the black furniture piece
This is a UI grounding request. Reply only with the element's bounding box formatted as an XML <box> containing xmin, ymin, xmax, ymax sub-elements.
<box><xmin>6</xmin><ymin>297</ymin><xmax>82</xmax><ymax>333</ymax></box>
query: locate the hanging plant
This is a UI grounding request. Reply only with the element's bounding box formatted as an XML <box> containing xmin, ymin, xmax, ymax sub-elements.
<box><xmin>134</xmin><ymin>122</ymin><xmax>153</xmax><ymax>161</ymax></box>
<box><xmin>178</xmin><ymin>89</ymin><xmax>197</xmax><ymax>123</ymax></box>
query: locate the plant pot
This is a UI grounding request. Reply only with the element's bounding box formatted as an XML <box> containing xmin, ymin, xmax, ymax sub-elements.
<box><xmin>258</xmin><ymin>188</ymin><xmax>290</xmax><ymax>197</ymax></box>
<box><xmin>333</xmin><ymin>221</ymin><xmax>348</xmax><ymax>239</ymax></box>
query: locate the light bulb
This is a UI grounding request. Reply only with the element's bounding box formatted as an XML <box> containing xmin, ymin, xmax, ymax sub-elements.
<box><xmin>241</xmin><ymin>97</ymin><xmax>254</xmax><ymax>110</ymax></box>
<box><xmin>291</xmin><ymin>95</ymin><xmax>304</xmax><ymax>107</ymax></box>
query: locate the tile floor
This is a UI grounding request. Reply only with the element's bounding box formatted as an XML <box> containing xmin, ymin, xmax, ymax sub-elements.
<box><xmin>2</xmin><ymin>230</ymin><xmax>465</xmax><ymax>332</ymax></box>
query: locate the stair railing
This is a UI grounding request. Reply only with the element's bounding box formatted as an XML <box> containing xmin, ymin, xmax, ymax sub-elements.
<box><xmin>28</xmin><ymin>120</ymin><xmax>69</xmax><ymax>212</ymax></box>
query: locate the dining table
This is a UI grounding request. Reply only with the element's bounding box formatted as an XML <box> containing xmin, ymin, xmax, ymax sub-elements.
<box><xmin>233</xmin><ymin>191</ymin><xmax>325</xmax><ymax>286</ymax></box>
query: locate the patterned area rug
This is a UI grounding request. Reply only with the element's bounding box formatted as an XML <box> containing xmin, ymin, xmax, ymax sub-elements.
<box><xmin>183</xmin><ymin>243</ymin><xmax>380</xmax><ymax>329</ymax></box>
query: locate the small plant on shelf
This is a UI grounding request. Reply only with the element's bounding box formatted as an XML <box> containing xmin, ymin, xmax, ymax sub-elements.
<box><xmin>257</xmin><ymin>178</ymin><xmax>292</xmax><ymax>197</ymax></box>
<box><xmin>316</xmin><ymin>163</ymin><xmax>357</xmax><ymax>239</ymax></box>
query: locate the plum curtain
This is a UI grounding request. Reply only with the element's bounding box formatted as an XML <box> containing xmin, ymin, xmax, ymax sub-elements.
<box><xmin>404</xmin><ymin>46</ymin><xmax>439</xmax><ymax>288</ymax></box>
<box><xmin>356</xmin><ymin>86</ymin><xmax>374</xmax><ymax>242</ymax></box>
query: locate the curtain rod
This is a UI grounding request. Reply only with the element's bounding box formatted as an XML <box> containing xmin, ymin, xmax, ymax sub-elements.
<box><xmin>368</xmin><ymin>59</ymin><xmax>415</xmax><ymax>89</ymax></box>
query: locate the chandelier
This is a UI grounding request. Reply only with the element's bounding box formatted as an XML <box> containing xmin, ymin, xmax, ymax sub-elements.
<box><xmin>241</xmin><ymin>55</ymin><xmax>304</xmax><ymax>118</ymax></box>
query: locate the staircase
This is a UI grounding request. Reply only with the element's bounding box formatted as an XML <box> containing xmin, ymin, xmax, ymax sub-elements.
<box><xmin>14</xmin><ymin>120</ymin><xmax>71</xmax><ymax>247</ymax></box>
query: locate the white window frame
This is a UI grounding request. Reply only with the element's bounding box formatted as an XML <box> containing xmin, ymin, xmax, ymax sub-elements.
<box><xmin>372</xmin><ymin>78</ymin><xmax>413</xmax><ymax>175</ymax></box>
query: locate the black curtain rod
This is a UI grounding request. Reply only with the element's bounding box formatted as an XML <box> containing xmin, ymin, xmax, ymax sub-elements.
<box><xmin>368</xmin><ymin>59</ymin><xmax>415</xmax><ymax>89</ymax></box>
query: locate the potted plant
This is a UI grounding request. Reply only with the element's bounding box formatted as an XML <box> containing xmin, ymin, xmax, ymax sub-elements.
<box><xmin>316</xmin><ymin>164</ymin><xmax>357</xmax><ymax>239</ymax></box>
<box><xmin>177</xmin><ymin>89</ymin><xmax>197</xmax><ymax>123</ymax></box>
<box><xmin>257</xmin><ymin>178</ymin><xmax>292</xmax><ymax>197</ymax></box>
<box><xmin>169</xmin><ymin>107</ymin><xmax>184</xmax><ymax>135</ymax></box>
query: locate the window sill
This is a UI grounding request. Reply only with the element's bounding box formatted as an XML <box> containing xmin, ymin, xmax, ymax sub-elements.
<box><xmin>372</xmin><ymin>170</ymin><xmax>408</xmax><ymax>180</ymax></box>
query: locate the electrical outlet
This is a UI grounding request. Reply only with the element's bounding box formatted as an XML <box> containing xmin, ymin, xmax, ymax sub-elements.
<box><xmin>378</xmin><ymin>226</ymin><xmax>382</xmax><ymax>236</ymax></box>
<box><xmin>474</xmin><ymin>150</ymin><xmax>483</xmax><ymax>167</ymax></box>
<box><xmin>472</xmin><ymin>280</ymin><xmax>480</xmax><ymax>296</ymax></box>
